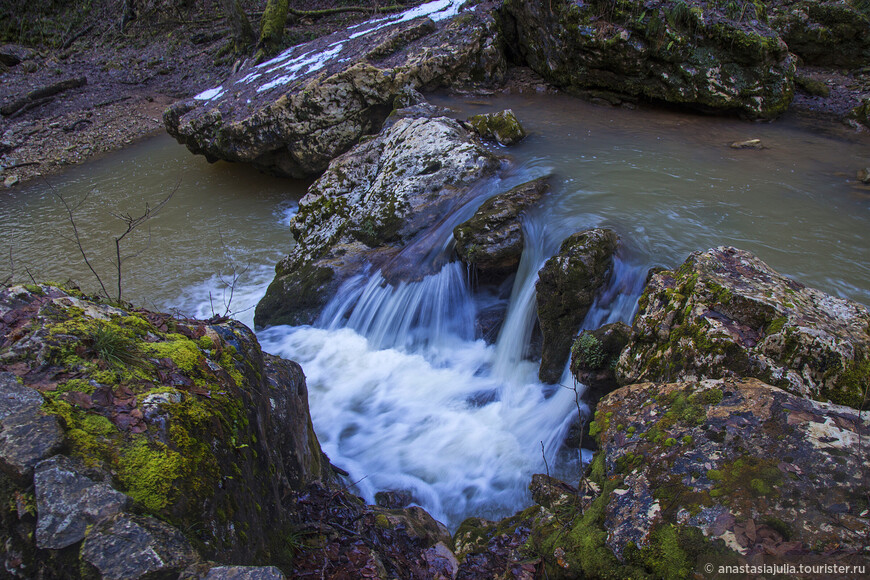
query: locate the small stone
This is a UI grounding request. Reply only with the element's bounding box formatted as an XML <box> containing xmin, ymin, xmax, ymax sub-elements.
<box><xmin>34</xmin><ymin>455</ymin><xmax>130</xmax><ymax>549</ymax></box>
<box><xmin>4</xmin><ymin>175</ymin><xmax>19</xmax><ymax>188</ymax></box>
<box><xmin>80</xmin><ymin>513</ymin><xmax>200</xmax><ymax>579</ymax></box>
<box><xmin>858</xmin><ymin>168</ymin><xmax>870</xmax><ymax>184</ymax></box>
<box><xmin>204</xmin><ymin>566</ymin><xmax>286</xmax><ymax>579</ymax></box>
<box><xmin>730</xmin><ymin>139</ymin><xmax>764</xmax><ymax>149</ymax></box>
<box><xmin>468</xmin><ymin>109</ymin><xmax>527</xmax><ymax>146</ymax></box>
<box><xmin>0</xmin><ymin>372</ymin><xmax>44</xmax><ymax>421</ymax></box>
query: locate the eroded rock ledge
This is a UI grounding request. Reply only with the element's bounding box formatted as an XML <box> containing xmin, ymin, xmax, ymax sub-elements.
<box><xmin>164</xmin><ymin>0</ymin><xmax>505</xmax><ymax>178</ymax></box>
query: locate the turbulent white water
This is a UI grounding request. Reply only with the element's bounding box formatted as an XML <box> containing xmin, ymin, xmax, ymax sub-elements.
<box><xmin>250</xmin><ymin>169</ymin><xmax>641</xmax><ymax>529</ymax></box>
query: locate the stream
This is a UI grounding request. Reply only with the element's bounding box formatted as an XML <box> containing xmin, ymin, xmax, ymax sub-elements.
<box><xmin>2</xmin><ymin>93</ymin><xmax>869</xmax><ymax>528</ymax></box>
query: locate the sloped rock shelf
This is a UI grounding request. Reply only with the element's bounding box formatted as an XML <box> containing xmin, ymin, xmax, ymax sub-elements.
<box><xmin>2</xmin><ymin>91</ymin><xmax>869</xmax><ymax>528</ymax></box>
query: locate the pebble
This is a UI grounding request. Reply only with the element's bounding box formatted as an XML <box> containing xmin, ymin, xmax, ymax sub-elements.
<box><xmin>4</xmin><ymin>175</ymin><xmax>19</xmax><ymax>188</ymax></box>
<box><xmin>858</xmin><ymin>168</ymin><xmax>870</xmax><ymax>184</ymax></box>
<box><xmin>730</xmin><ymin>138</ymin><xmax>764</xmax><ymax>149</ymax></box>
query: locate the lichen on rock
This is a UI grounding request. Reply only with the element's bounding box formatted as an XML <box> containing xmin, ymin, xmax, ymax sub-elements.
<box><xmin>535</xmin><ymin>229</ymin><xmax>619</xmax><ymax>383</ymax></box>
<box><xmin>500</xmin><ymin>0</ymin><xmax>796</xmax><ymax>119</ymax></box>
<box><xmin>616</xmin><ymin>246</ymin><xmax>870</xmax><ymax>409</ymax></box>
<box><xmin>467</xmin><ymin>108</ymin><xmax>527</xmax><ymax>145</ymax></box>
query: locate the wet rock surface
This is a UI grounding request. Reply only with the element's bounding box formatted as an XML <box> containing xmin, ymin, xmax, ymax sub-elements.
<box><xmin>467</xmin><ymin>108</ymin><xmax>527</xmax><ymax>145</ymax></box>
<box><xmin>500</xmin><ymin>0</ymin><xmax>797</xmax><ymax>119</ymax></box>
<box><xmin>617</xmin><ymin>246</ymin><xmax>870</xmax><ymax>409</ymax></box>
<box><xmin>79</xmin><ymin>513</ymin><xmax>200</xmax><ymax>579</ymax></box>
<box><xmin>165</xmin><ymin>0</ymin><xmax>505</xmax><ymax>178</ymax></box>
<box><xmin>768</xmin><ymin>0</ymin><xmax>870</xmax><ymax>68</ymax></box>
<box><xmin>535</xmin><ymin>228</ymin><xmax>619</xmax><ymax>384</ymax></box>
<box><xmin>254</xmin><ymin>107</ymin><xmax>499</xmax><ymax>328</ymax></box>
<box><xmin>34</xmin><ymin>455</ymin><xmax>130</xmax><ymax>550</ymax></box>
<box><xmin>453</xmin><ymin>176</ymin><xmax>549</xmax><ymax>282</ymax></box>
<box><xmin>594</xmin><ymin>377</ymin><xmax>870</xmax><ymax>561</ymax></box>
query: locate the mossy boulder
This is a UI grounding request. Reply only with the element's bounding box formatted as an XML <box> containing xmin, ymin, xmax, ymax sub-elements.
<box><xmin>464</xmin><ymin>376</ymin><xmax>869</xmax><ymax>578</ymax></box>
<box><xmin>570</xmin><ymin>322</ymin><xmax>632</xmax><ymax>403</ymax></box>
<box><xmin>535</xmin><ymin>229</ymin><xmax>619</xmax><ymax>384</ymax></box>
<box><xmin>0</xmin><ymin>283</ymin><xmax>331</xmax><ymax>568</ymax></box>
<box><xmin>255</xmin><ymin>109</ymin><xmax>499</xmax><ymax>329</ymax></box>
<box><xmin>165</xmin><ymin>0</ymin><xmax>505</xmax><ymax>177</ymax></box>
<box><xmin>467</xmin><ymin>109</ymin><xmax>527</xmax><ymax>145</ymax></box>
<box><xmin>453</xmin><ymin>176</ymin><xmax>549</xmax><ymax>283</ymax></box>
<box><xmin>848</xmin><ymin>97</ymin><xmax>870</xmax><ymax>130</ymax></box>
<box><xmin>591</xmin><ymin>378</ymin><xmax>869</xmax><ymax>564</ymax></box>
<box><xmin>500</xmin><ymin>0</ymin><xmax>795</xmax><ymax>119</ymax></box>
<box><xmin>768</xmin><ymin>0</ymin><xmax>870</xmax><ymax>68</ymax></box>
<box><xmin>617</xmin><ymin>246</ymin><xmax>870</xmax><ymax>409</ymax></box>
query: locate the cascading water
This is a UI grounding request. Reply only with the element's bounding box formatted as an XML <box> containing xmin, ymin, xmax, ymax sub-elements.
<box><xmin>256</xmin><ymin>166</ymin><xmax>645</xmax><ymax>528</ymax></box>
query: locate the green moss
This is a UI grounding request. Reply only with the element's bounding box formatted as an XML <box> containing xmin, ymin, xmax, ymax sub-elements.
<box><xmin>826</xmin><ymin>357</ymin><xmax>870</xmax><ymax>409</ymax></box>
<box><xmin>702</xmin><ymin>388</ymin><xmax>724</xmax><ymax>405</ymax></box>
<box><xmin>572</xmin><ymin>333</ymin><xmax>607</xmax><ymax>370</ymax></box>
<box><xmin>146</xmin><ymin>334</ymin><xmax>203</xmax><ymax>373</ymax></box>
<box><xmin>664</xmin><ymin>437</ymin><xmax>677</xmax><ymax>447</ymax></box>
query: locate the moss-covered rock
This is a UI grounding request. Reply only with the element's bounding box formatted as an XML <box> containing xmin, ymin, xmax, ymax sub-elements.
<box><xmin>0</xmin><ymin>283</ymin><xmax>331</xmax><ymax>567</ymax></box>
<box><xmin>500</xmin><ymin>0</ymin><xmax>795</xmax><ymax>119</ymax></box>
<box><xmin>536</xmin><ymin>229</ymin><xmax>619</xmax><ymax>383</ymax></box>
<box><xmin>165</xmin><ymin>0</ymin><xmax>505</xmax><ymax>177</ymax></box>
<box><xmin>453</xmin><ymin>176</ymin><xmax>549</xmax><ymax>283</ymax></box>
<box><xmin>255</xmin><ymin>109</ymin><xmax>499</xmax><ymax>329</ymax></box>
<box><xmin>617</xmin><ymin>246</ymin><xmax>870</xmax><ymax>409</ymax></box>
<box><xmin>768</xmin><ymin>0</ymin><xmax>870</xmax><ymax>68</ymax></box>
<box><xmin>467</xmin><ymin>108</ymin><xmax>527</xmax><ymax>145</ymax></box>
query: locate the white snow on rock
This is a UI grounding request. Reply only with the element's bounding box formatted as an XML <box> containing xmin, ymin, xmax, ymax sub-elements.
<box><xmin>192</xmin><ymin>0</ymin><xmax>473</xmax><ymax>98</ymax></box>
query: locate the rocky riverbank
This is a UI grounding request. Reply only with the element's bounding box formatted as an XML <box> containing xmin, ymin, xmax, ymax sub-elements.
<box><xmin>2</xmin><ymin>1</ymin><xmax>869</xmax><ymax>189</ymax></box>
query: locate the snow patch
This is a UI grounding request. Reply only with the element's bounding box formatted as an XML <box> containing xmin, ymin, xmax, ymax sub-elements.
<box><xmin>349</xmin><ymin>0</ymin><xmax>471</xmax><ymax>40</ymax></box>
<box><xmin>194</xmin><ymin>86</ymin><xmax>225</xmax><ymax>101</ymax></box>
<box><xmin>256</xmin><ymin>43</ymin><xmax>345</xmax><ymax>93</ymax></box>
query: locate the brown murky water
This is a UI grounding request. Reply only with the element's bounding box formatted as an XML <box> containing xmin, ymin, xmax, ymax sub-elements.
<box><xmin>1</xmin><ymin>93</ymin><xmax>868</xmax><ymax>319</ymax></box>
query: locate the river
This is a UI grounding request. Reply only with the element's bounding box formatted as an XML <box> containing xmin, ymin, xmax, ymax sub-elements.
<box><xmin>2</xmin><ymin>93</ymin><xmax>868</xmax><ymax>528</ymax></box>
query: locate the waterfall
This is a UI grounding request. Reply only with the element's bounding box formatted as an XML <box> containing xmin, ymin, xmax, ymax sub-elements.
<box><xmin>254</xmin><ymin>168</ymin><xmax>648</xmax><ymax>528</ymax></box>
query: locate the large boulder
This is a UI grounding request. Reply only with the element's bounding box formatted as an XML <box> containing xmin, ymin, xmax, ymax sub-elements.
<box><xmin>458</xmin><ymin>377</ymin><xmax>869</xmax><ymax>578</ymax></box>
<box><xmin>617</xmin><ymin>246</ymin><xmax>870</xmax><ymax>409</ymax></box>
<box><xmin>164</xmin><ymin>0</ymin><xmax>505</xmax><ymax>177</ymax></box>
<box><xmin>536</xmin><ymin>229</ymin><xmax>619</xmax><ymax>384</ymax></box>
<box><xmin>254</xmin><ymin>108</ymin><xmax>499</xmax><ymax>328</ymax></box>
<box><xmin>453</xmin><ymin>176</ymin><xmax>549</xmax><ymax>282</ymax></box>
<box><xmin>500</xmin><ymin>0</ymin><xmax>796</xmax><ymax>119</ymax></box>
<box><xmin>590</xmin><ymin>378</ymin><xmax>869</xmax><ymax>567</ymax></box>
<box><xmin>0</xmin><ymin>283</ymin><xmax>331</xmax><ymax>565</ymax></box>
<box><xmin>768</xmin><ymin>0</ymin><xmax>870</xmax><ymax>68</ymax></box>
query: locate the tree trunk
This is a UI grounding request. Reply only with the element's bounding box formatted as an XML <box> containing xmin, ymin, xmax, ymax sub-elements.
<box><xmin>218</xmin><ymin>0</ymin><xmax>255</xmax><ymax>52</ymax></box>
<box><xmin>257</xmin><ymin>0</ymin><xmax>290</xmax><ymax>61</ymax></box>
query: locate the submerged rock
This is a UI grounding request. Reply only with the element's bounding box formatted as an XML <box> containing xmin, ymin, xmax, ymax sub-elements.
<box><xmin>617</xmin><ymin>246</ymin><xmax>870</xmax><ymax>409</ymax></box>
<box><xmin>165</xmin><ymin>0</ymin><xmax>505</xmax><ymax>177</ymax></box>
<box><xmin>500</xmin><ymin>0</ymin><xmax>795</xmax><ymax>119</ymax></box>
<box><xmin>254</xmin><ymin>109</ymin><xmax>499</xmax><ymax>328</ymax></box>
<box><xmin>535</xmin><ymin>229</ymin><xmax>619</xmax><ymax>384</ymax></box>
<box><xmin>453</xmin><ymin>176</ymin><xmax>549</xmax><ymax>282</ymax></box>
<box><xmin>467</xmin><ymin>108</ymin><xmax>527</xmax><ymax>145</ymax></box>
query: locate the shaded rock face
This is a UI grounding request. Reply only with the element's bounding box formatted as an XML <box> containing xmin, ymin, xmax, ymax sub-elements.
<box><xmin>593</xmin><ymin>378</ymin><xmax>869</xmax><ymax>561</ymax></box>
<box><xmin>79</xmin><ymin>513</ymin><xmax>200</xmax><ymax>580</ymax></box>
<box><xmin>453</xmin><ymin>176</ymin><xmax>549</xmax><ymax>283</ymax></box>
<box><xmin>535</xmin><ymin>229</ymin><xmax>619</xmax><ymax>384</ymax></box>
<box><xmin>768</xmin><ymin>0</ymin><xmax>870</xmax><ymax>68</ymax></box>
<box><xmin>570</xmin><ymin>321</ymin><xmax>632</xmax><ymax>403</ymax></box>
<box><xmin>286</xmin><ymin>482</ymin><xmax>458</xmax><ymax>579</ymax></box>
<box><xmin>468</xmin><ymin>108</ymin><xmax>527</xmax><ymax>145</ymax></box>
<box><xmin>0</xmin><ymin>284</ymin><xmax>330</xmax><ymax>566</ymax></box>
<box><xmin>254</xmin><ymin>110</ymin><xmax>499</xmax><ymax>329</ymax></box>
<box><xmin>617</xmin><ymin>246</ymin><xmax>870</xmax><ymax>409</ymax></box>
<box><xmin>0</xmin><ymin>284</ymin><xmax>462</xmax><ymax>578</ymax></box>
<box><xmin>164</xmin><ymin>0</ymin><xmax>505</xmax><ymax>177</ymax></box>
<box><xmin>500</xmin><ymin>0</ymin><xmax>796</xmax><ymax>119</ymax></box>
